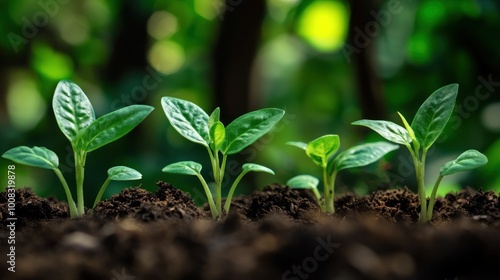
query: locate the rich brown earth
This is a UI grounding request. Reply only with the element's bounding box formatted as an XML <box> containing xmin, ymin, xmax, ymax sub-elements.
<box><xmin>1</xmin><ymin>181</ymin><xmax>500</xmax><ymax>280</ymax></box>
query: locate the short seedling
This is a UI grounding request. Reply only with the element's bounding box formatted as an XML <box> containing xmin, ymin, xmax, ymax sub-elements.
<box><xmin>161</xmin><ymin>97</ymin><xmax>284</xmax><ymax>219</ymax></box>
<box><xmin>2</xmin><ymin>80</ymin><xmax>153</xmax><ymax>218</ymax></box>
<box><xmin>287</xmin><ymin>135</ymin><xmax>398</xmax><ymax>213</ymax></box>
<box><xmin>353</xmin><ymin>84</ymin><xmax>488</xmax><ymax>222</ymax></box>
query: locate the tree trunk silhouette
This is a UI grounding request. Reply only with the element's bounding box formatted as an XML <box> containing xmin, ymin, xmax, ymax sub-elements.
<box><xmin>212</xmin><ymin>0</ymin><xmax>266</xmax><ymax>191</ymax></box>
<box><xmin>347</xmin><ymin>0</ymin><xmax>386</xmax><ymax>120</ymax></box>
<box><xmin>212</xmin><ymin>0</ymin><xmax>266</xmax><ymax>123</ymax></box>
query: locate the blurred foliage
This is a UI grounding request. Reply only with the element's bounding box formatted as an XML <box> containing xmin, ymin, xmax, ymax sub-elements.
<box><xmin>1</xmin><ymin>0</ymin><xmax>499</xmax><ymax>206</ymax></box>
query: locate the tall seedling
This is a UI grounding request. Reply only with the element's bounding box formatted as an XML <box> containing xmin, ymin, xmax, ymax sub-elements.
<box><xmin>353</xmin><ymin>84</ymin><xmax>488</xmax><ymax>222</ymax></box>
<box><xmin>161</xmin><ymin>97</ymin><xmax>284</xmax><ymax>219</ymax></box>
<box><xmin>3</xmin><ymin>80</ymin><xmax>153</xmax><ymax>217</ymax></box>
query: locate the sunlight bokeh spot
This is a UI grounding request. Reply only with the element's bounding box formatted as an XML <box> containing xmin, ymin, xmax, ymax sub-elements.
<box><xmin>147</xmin><ymin>11</ymin><xmax>178</xmax><ymax>40</ymax></box>
<box><xmin>195</xmin><ymin>0</ymin><xmax>219</xmax><ymax>20</ymax></box>
<box><xmin>148</xmin><ymin>40</ymin><xmax>185</xmax><ymax>75</ymax></box>
<box><xmin>481</xmin><ymin>103</ymin><xmax>500</xmax><ymax>132</ymax></box>
<box><xmin>7</xmin><ymin>75</ymin><xmax>46</xmax><ymax>131</ymax></box>
<box><xmin>32</xmin><ymin>43</ymin><xmax>73</xmax><ymax>80</ymax></box>
<box><xmin>420</xmin><ymin>0</ymin><xmax>445</xmax><ymax>26</ymax></box>
<box><xmin>297</xmin><ymin>0</ymin><xmax>349</xmax><ymax>52</ymax></box>
<box><xmin>407</xmin><ymin>33</ymin><xmax>431</xmax><ymax>65</ymax></box>
<box><xmin>59</xmin><ymin>16</ymin><xmax>90</xmax><ymax>45</ymax></box>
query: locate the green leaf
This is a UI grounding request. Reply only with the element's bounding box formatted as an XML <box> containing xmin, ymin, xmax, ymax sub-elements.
<box><xmin>107</xmin><ymin>166</ymin><xmax>142</xmax><ymax>181</ymax></box>
<box><xmin>286</xmin><ymin>141</ymin><xmax>307</xmax><ymax>150</ymax></box>
<box><xmin>210</xmin><ymin>121</ymin><xmax>226</xmax><ymax>152</ymax></box>
<box><xmin>352</xmin><ymin>120</ymin><xmax>411</xmax><ymax>145</ymax></box>
<box><xmin>79</xmin><ymin>105</ymin><xmax>154</xmax><ymax>152</ymax></box>
<box><xmin>306</xmin><ymin>134</ymin><xmax>340</xmax><ymax>168</ymax></box>
<box><xmin>440</xmin><ymin>149</ymin><xmax>488</xmax><ymax>176</ymax></box>
<box><xmin>287</xmin><ymin>175</ymin><xmax>319</xmax><ymax>190</ymax></box>
<box><xmin>334</xmin><ymin>142</ymin><xmax>398</xmax><ymax>171</ymax></box>
<box><xmin>223</xmin><ymin>108</ymin><xmax>285</xmax><ymax>155</ymax></box>
<box><xmin>161</xmin><ymin>97</ymin><xmax>210</xmax><ymax>147</ymax></box>
<box><xmin>2</xmin><ymin>146</ymin><xmax>59</xmax><ymax>170</ymax></box>
<box><xmin>208</xmin><ymin>107</ymin><xmax>220</xmax><ymax>129</ymax></box>
<box><xmin>241</xmin><ymin>163</ymin><xmax>274</xmax><ymax>175</ymax></box>
<box><xmin>53</xmin><ymin>80</ymin><xmax>95</xmax><ymax>143</ymax></box>
<box><xmin>411</xmin><ymin>84</ymin><xmax>459</xmax><ymax>149</ymax></box>
<box><xmin>162</xmin><ymin>161</ymin><xmax>202</xmax><ymax>176</ymax></box>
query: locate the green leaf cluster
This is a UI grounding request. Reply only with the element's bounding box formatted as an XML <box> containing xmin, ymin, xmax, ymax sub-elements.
<box><xmin>161</xmin><ymin>97</ymin><xmax>284</xmax><ymax>219</ymax></box>
<box><xmin>353</xmin><ymin>84</ymin><xmax>488</xmax><ymax>222</ymax></box>
<box><xmin>287</xmin><ymin>135</ymin><xmax>398</xmax><ymax>213</ymax></box>
<box><xmin>2</xmin><ymin>80</ymin><xmax>152</xmax><ymax>217</ymax></box>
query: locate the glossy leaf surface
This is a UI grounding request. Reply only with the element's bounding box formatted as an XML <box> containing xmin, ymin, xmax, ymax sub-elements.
<box><xmin>107</xmin><ymin>166</ymin><xmax>142</xmax><ymax>181</ymax></box>
<box><xmin>79</xmin><ymin>105</ymin><xmax>154</xmax><ymax>152</ymax></box>
<box><xmin>162</xmin><ymin>161</ymin><xmax>202</xmax><ymax>176</ymax></box>
<box><xmin>440</xmin><ymin>149</ymin><xmax>488</xmax><ymax>176</ymax></box>
<box><xmin>2</xmin><ymin>146</ymin><xmax>59</xmax><ymax>170</ymax></box>
<box><xmin>287</xmin><ymin>175</ymin><xmax>319</xmax><ymax>190</ymax></box>
<box><xmin>335</xmin><ymin>142</ymin><xmax>398</xmax><ymax>171</ymax></box>
<box><xmin>305</xmin><ymin>134</ymin><xmax>340</xmax><ymax>168</ymax></box>
<box><xmin>162</xmin><ymin>97</ymin><xmax>210</xmax><ymax>147</ymax></box>
<box><xmin>53</xmin><ymin>80</ymin><xmax>95</xmax><ymax>143</ymax></box>
<box><xmin>223</xmin><ymin>108</ymin><xmax>284</xmax><ymax>155</ymax></box>
<box><xmin>352</xmin><ymin>120</ymin><xmax>411</xmax><ymax>145</ymax></box>
<box><xmin>411</xmin><ymin>84</ymin><xmax>458</xmax><ymax>149</ymax></box>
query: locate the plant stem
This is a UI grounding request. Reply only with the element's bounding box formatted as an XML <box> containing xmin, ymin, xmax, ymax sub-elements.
<box><xmin>75</xmin><ymin>151</ymin><xmax>86</xmax><ymax>216</ymax></box>
<box><xmin>426</xmin><ymin>175</ymin><xmax>443</xmax><ymax>221</ymax></box>
<box><xmin>195</xmin><ymin>173</ymin><xmax>218</xmax><ymax>219</ymax></box>
<box><xmin>53</xmin><ymin>168</ymin><xmax>77</xmax><ymax>218</ymax></box>
<box><xmin>324</xmin><ymin>167</ymin><xmax>337</xmax><ymax>213</ymax></box>
<box><xmin>93</xmin><ymin>177</ymin><xmax>111</xmax><ymax>209</ymax></box>
<box><xmin>214</xmin><ymin>152</ymin><xmax>222</xmax><ymax>215</ymax></box>
<box><xmin>224</xmin><ymin>170</ymin><xmax>248</xmax><ymax>214</ymax></box>
<box><xmin>416</xmin><ymin>151</ymin><xmax>428</xmax><ymax>223</ymax></box>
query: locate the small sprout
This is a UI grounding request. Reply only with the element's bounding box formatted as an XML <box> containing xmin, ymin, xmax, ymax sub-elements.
<box><xmin>161</xmin><ymin>97</ymin><xmax>284</xmax><ymax>219</ymax></box>
<box><xmin>287</xmin><ymin>135</ymin><xmax>398</xmax><ymax>213</ymax></box>
<box><xmin>93</xmin><ymin>166</ymin><xmax>142</xmax><ymax>209</ymax></box>
<box><xmin>286</xmin><ymin>175</ymin><xmax>322</xmax><ymax>203</ymax></box>
<box><xmin>2</xmin><ymin>80</ymin><xmax>153</xmax><ymax>217</ymax></box>
<box><xmin>353</xmin><ymin>84</ymin><xmax>488</xmax><ymax>222</ymax></box>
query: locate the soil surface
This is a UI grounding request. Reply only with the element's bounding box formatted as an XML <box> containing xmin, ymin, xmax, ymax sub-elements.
<box><xmin>1</xmin><ymin>181</ymin><xmax>500</xmax><ymax>280</ymax></box>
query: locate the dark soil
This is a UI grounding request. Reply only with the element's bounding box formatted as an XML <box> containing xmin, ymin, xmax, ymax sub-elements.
<box><xmin>1</xmin><ymin>181</ymin><xmax>500</xmax><ymax>279</ymax></box>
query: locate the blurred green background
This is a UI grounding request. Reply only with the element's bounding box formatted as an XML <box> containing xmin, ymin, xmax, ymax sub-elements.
<box><xmin>1</xmin><ymin>0</ymin><xmax>499</xmax><ymax>206</ymax></box>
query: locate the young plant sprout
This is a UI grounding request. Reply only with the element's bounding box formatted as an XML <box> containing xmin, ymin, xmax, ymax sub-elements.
<box><xmin>2</xmin><ymin>80</ymin><xmax>153</xmax><ymax>218</ymax></box>
<box><xmin>287</xmin><ymin>135</ymin><xmax>398</xmax><ymax>213</ymax></box>
<box><xmin>352</xmin><ymin>84</ymin><xmax>488</xmax><ymax>222</ymax></box>
<box><xmin>161</xmin><ymin>97</ymin><xmax>284</xmax><ymax>219</ymax></box>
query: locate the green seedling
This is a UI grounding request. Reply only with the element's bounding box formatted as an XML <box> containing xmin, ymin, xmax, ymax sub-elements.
<box><xmin>161</xmin><ymin>97</ymin><xmax>284</xmax><ymax>219</ymax></box>
<box><xmin>287</xmin><ymin>135</ymin><xmax>398</xmax><ymax>213</ymax></box>
<box><xmin>352</xmin><ymin>84</ymin><xmax>488</xmax><ymax>222</ymax></box>
<box><xmin>2</xmin><ymin>80</ymin><xmax>153</xmax><ymax>218</ymax></box>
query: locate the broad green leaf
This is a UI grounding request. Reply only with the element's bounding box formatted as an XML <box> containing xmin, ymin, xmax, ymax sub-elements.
<box><xmin>223</xmin><ymin>108</ymin><xmax>285</xmax><ymax>155</ymax></box>
<box><xmin>440</xmin><ymin>149</ymin><xmax>488</xmax><ymax>176</ymax></box>
<box><xmin>53</xmin><ymin>80</ymin><xmax>95</xmax><ymax>143</ymax></box>
<box><xmin>162</xmin><ymin>161</ymin><xmax>202</xmax><ymax>176</ymax></box>
<box><xmin>79</xmin><ymin>105</ymin><xmax>154</xmax><ymax>152</ymax></box>
<box><xmin>352</xmin><ymin>120</ymin><xmax>411</xmax><ymax>145</ymax></box>
<box><xmin>334</xmin><ymin>142</ymin><xmax>398</xmax><ymax>171</ymax></box>
<box><xmin>286</xmin><ymin>141</ymin><xmax>307</xmax><ymax>150</ymax></box>
<box><xmin>287</xmin><ymin>175</ymin><xmax>319</xmax><ymax>190</ymax></box>
<box><xmin>241</xmin><ymin>163</ymin><xmax>274</xmax><ymax>175</ymax></box>
<box><xmin>161</xmin><ymin>97</ymin><xmax>210</xmax><ymax>146</ymax></box>
<box><xmin>2</xmin><ymin>146</ymin><xmax>59</xmax><ymax>170</ymax></box>
<box><xmin>208</xmin><ymin>107</ymin><xmax>220</xmax><ymax>129</ymax></box>
<box><xmin>210</xmin><ymin>121</ymin><xmax>226</xmax><ymax>152</ymax></box>
<box><xmin>306</xmin><ymin>134</ymin><xmax>340</xmax><ymax>168</ymax></box>
<box><xmin>411</xmin><ymin>84</ymin><xmax>459</xmax><ymax>149</ymax></box>
<box><xmin>107</xmin><ymin>166</ymin><xmax>142</xmax><ymax>181</ymax></box>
